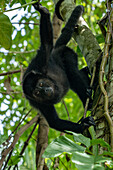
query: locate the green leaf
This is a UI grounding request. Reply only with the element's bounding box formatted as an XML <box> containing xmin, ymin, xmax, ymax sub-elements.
<box><xmin>91</xmin><ymin>139</ymin><xmax>111</xmax><ymax>151</ymax></box>
<box><xmin>19</xmin><ymin>0</ymin><xmax>26</xmax><ymax>5</ymax></box>
<box><xmin>0</xmin><ymin>14</ymin><xmax>12</xmax><ymax>50</ymax></box>
<box><xmin>0</xmin><ymin>132</ymin><xmax>8</xmax><ymax>145</ymax></box>
<box><xmin>72</xmin><ymin>152</ymin><xmax>111</xmax><ymax>170</ymax></box>
<box><xmin>43</xmin><ymin>136</ymin><xmax>85</xmax><ymax>158</ymax></box>
<box><xmin>8</xmin><ymin>155</ymin><xmax>22</xmax><ymax>166</ymax></box>
<box><xmin>95</xmin><ymin>155</ymin><xmax>111</xmax><ymax>164</ymax></box>
<box><xmin>23</xmin><ymin>60</ymin><xmax>28</xmax><ymax>67</ymax></box>
<box><xmin>71</xmin><ymin>132</ymin><xmax>91</xmax><ymax>148</ymax></box>
<box><xmin>25</xmin><ymin>0</ymin><xmax>31</xmax><ymax>3</ymax></box>
<box><xmin>101</xmin><ymin>151</ymin><xmax>113</xmax><ymax>157</ymax></box>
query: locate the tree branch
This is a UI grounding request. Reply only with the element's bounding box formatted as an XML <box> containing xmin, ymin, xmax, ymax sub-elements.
<box><xmin>0</xmin><ymin>115</ymin><xmax>40</xmax><ymax>169</ymax></box>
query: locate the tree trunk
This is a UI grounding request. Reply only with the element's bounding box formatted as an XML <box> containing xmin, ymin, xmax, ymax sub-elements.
<box><xmin>54</xmin><ymin>0</ymin><xmax>113</xmax><ymax>152</ymax></box>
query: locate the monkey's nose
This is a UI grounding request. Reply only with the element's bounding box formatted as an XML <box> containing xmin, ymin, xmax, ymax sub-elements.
<box><xmin>45</xmin><ymin>87</ymin><xmax>53</xmax><ymax>96</ymax></box>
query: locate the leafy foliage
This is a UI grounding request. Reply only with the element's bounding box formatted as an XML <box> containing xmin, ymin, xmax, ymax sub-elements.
<box><xmin>43</xmin><ymin>135</ymin><xmax>85</xmax><ymax>158</ymax></box>
<box><xmin>0</xmin><ymin>0</ymin><xmax>110</xmax><ymax>169</ymax></box>
<box><xmin>43</xmin><ymin>133</ymin><xmax>113</xmax><ymax>169</ymax></box>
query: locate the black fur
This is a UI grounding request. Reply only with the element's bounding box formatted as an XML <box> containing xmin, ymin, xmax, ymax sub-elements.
<box><xmin>22</xmin><ymin>3</ymin><xmax>95</xmax><ymax>133</ymax></box>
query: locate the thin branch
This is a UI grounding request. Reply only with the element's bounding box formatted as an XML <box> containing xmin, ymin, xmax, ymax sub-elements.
<box><xmin>12</xmin><ymin>22</ymin><xmax>39</xmax><ymax>25</ymax></box>
<box><xmin>0</xmin><ymin>50</ymin><xmax>36</xmax><ymax>54</ymax></box>
<box><xmin>62</xmin><ymin>100</ymin><xmax>70</xmax><ymax>120</ymax></box>
<box><xmin>84</xmin><ymin>66</ymin><xmax>96</xmax><ymax>117</ymax></box>
<box><xmin>0</xmin><ymin>69</ymin><xmax>26</xmax><ymax>76</ymax></box>
<box><xmin>2</xmin><ymin>149</ymin><xmax>14</xmax><ymax>170</ymax></box>
<box><xmin>20</xmin><ymin>121</ymin><xmax>38</xmax><ymax>155</ymax></box>
<box><xmin>0</xmin><ymin>91</ymin><xmax>22</xmax><ymax>95</ymax></box>
<box><xmin>11</xmin><ymin>121</ymin><xmax>38</xmax><ymax>169</ymax></box>
<box><xmin>0</xmin><ymin>115</ymin><xmax>40</xmax><ymax>168</ymax></box>
<box><xmin>0</xmin><ymin>1</ymin><xmax>39</xmax><ymax>13</ymax></box>
<box><xmin>1</xmin><ymin>109</ymin><xmax>32</xmax><ymax>149</ymax></box>
<box><xmin>12</xmin><ymin>109</ymin><xmax>32</xmax><ymax>134</ymax></box>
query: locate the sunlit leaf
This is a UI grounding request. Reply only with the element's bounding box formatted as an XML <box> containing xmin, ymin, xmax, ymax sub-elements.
<box><xmin>72</xmin><ymin>152</ymin><xmax>111</xmax><ymax>170</ymax></box>
<box><xmin>71</xmin><ymin>132</ymin><xmax>91</xmax><ymax>148</ymax></box>
<box><xmin>43</xmin><ymin>136</ymin><xmax>85</xmax><ymax>158</ymax></box>
<box><xmin>0</xmin><ymin>14</ymin><xmax>12</xmax><ymax>49</ymax></box>
<box><xmin>8</xmin><ymin>155</ymin><xmax>22</xmax><ymax>166</ymax></box>
<box><xmin>91</xmin><ymin>139</ymin><xmax>111</xmax><ymax>151</ymax></box>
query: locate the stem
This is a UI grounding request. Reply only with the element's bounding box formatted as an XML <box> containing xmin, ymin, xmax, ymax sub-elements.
<box><xmin>12</xmin><ymin>22</ymin><xmax>39</xmax><ymax>25</ymax></box>
<box><xmin>84</xmin><ymin>66</ymin><xmax>96</xmax><ymax>117</ymax></box>
<box><xmin>89</xmin><ymin>126</ymin><xmax>98</xmax><ymax>156</ymax></box>
<box><xmin>99</xmin><ymin>7</ymin><xmax>113</xmax><ymax>151</ymax></box>
<box><xmin>0</xmin><ymin>1</ymin><xmax>38</xmax><ymax>14</ymax></box>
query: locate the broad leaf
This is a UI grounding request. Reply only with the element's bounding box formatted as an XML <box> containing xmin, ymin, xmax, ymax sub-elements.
<box><xmin>43</xmin><ymin>136</ymin><xmax>85</xmax><ymax>158</ymax></box>
<box><xmin>71</xmin><ymin>132</ymin><xmax>91</xmax><ymax>148</ymax></box>
<box><xmin>8</xmin><ymin>155</ymin><xmax>22</xmax><ymax>166</ymax></box>
<box><xmin>72</xmin><ymin>152</ymin><xmax>111</xmax><ymax>170</ymax></box>
<box><xmin>101</xmin><ymin>151</ymin><xmax>113</xmax><ymax>157</ymax></box>
<box><xmin>91</xmin><ymin>139</ymin><xmax>111</xmax><ymax>151</ymax></box>
<box><xmin>0</xmin><ymin>14</ymin><xmax>12</xmax><ymax>50</ymax></box>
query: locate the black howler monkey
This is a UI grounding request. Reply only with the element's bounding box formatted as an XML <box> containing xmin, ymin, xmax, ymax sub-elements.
<box><xmin>22</xmin><ymin>1</ymin><xmax>95</xmax><ymax>134</ymax></box>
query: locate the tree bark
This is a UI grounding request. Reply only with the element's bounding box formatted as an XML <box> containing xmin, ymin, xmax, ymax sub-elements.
<box><xmin>54</xmin><ymin>0</ymin><xmax>113</xmax><ymax>152</ymax></box>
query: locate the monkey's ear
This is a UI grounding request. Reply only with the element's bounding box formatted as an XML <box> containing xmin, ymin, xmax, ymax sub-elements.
<box><xmin>22</xmin><ymin>71</ymin><xmax>41</xmax><ymax>94</ymax></box>
<box><xmin>23</xmin><ymin>71</ymin><xmax>40</xmax><ymax>83</ymax></box>
<box><xmin>55</xmin><ymin>0</ymin><xmax>64</xmax><ymax>21</ymax></box>
<box><xmin>23</xmin><ymin>70</ymin><xmax>45</xmax><ymax>88</ymax></box>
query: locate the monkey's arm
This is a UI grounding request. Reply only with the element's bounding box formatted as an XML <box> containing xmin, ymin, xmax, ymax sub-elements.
<box><xmin>32</xmin><ymin>1</ymin><xmax>53</xmax><ymax>63</ymax></box>
<box><xmin>30</xmin><ymin>100</ymin><xmax>95</xmax><ymax>133</ymax></box>
<box><xmin>55</xmin><ymin>5</ymin><xmax>84</xmax><ymax>48</ymax></box>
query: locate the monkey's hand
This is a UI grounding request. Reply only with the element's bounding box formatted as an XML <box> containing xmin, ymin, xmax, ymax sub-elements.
<box><xmin>32</xmin><ymin>0</ymin><xmax>49</xmax><ymax>14</ymax></box>
<box><xmin>79</xmin><ymin>116</ymin><xmax>95</xmax><ymax>133</ymax></box>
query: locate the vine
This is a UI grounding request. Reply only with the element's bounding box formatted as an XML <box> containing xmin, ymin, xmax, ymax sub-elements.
<box><xmin>0</xmin><ymin>1</ymin><xmax>39</xmax><ymax>13</ymax></box>
<box><xmin>99</xmin><ymin>2</ymin><xmax>113</xmax><ymax>151</ymax></box>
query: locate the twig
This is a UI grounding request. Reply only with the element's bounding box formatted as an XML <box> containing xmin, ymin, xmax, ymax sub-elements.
<box><xmin>2</xmin><ymin>149</ymin><xmax>14</xmax><ymax>170</ymax></box>
<box><xmin>12</xmin><ymin>121</ymin><xmax>38</xmax><ymax>169</ymax></box>
<box><xmin>62</xmin><ymin>100</ymin><xmax>70</xmax><ymax>120</ymax></box>
<box><xmin>0</xmin><ymin>69</ymin><xmax>26</xmax><ymax>76</ymax></box>
<box><xmin>0</xmin><ymin>50</ymin><xmax>36</xmax><ymax>55</ymax></box>
<box><xmin>0</xmin><ymin>1</ymin><xmax>39</xmax><ymax>13</ymax></box>
<box><xmin>84</xmin><ymin>66</ymin><xmax>96</xmax><ymax>118</ymax></box>
<box><xmin>12</xmin><ymin>109</ymin><xmax>32</xmax><ymax>134</ymax></box>
<box><xmin>2</xmin><ymin>109</ymin><xmax>32</xmax><ymax>148</ymax></box>
<box><xmin>12</xmin><ymin>22</ymin><xmax>39</xmax><ymax>25</ymax></box>
<box><xmin>0</xmin><ymin>91</ymin><xmax>22</xmax><ymax>95</ymax></box>
<box><xmin>0</xmin><ymin>115</ymin><xmax>39</xmax><ymax>168</ymax></box>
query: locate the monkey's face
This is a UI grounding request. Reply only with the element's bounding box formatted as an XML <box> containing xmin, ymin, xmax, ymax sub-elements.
<box><xmin>23</xmin><ymin>71</ymin><xmax>67</xmax><ymax>104</ymax></box>
<box><xmin>33</xmin><ymin>78</ymin><xmax>55</xmax><ymax>102</ymax></box>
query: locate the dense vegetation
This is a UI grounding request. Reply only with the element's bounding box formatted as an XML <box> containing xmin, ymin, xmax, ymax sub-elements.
<box><xmin>0</xmin><ymin>0</ymin><xmax>113</xmax><ymax>169</ymax></box>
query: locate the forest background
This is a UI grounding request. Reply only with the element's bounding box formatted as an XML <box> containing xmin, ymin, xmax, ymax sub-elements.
<box><xmin>0</xmin><ymin>0</ymin><xmax>112</xmax><ymax>169</ymax></box>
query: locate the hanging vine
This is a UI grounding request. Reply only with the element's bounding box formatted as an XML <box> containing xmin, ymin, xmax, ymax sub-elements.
<box><xmin>99</xmin><ymin>1</ymin><xmax>113</xmax><ymax>151</ymax></box>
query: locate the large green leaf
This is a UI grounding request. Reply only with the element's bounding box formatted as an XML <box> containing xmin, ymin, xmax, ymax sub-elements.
<box><xmin>72</xmin><ymin>152</ymin><xmax>111</xmax><ymax>170</ymax></box>
<box><xmin>8</xmin><ymin>155</ymin><xmax>22</xmax><ymax>166</ymax></box>
<box><xmin>71</xmin><ymin>132</ymin><xmax>91</xmax><ymax>148</ymax></box>
<box><xmin>43</xmin><ymin>136</ymin><xmax>85</xmax><ymax>158</ymax></box>
<box><xmin>0</xmin><ymin>14</ymin><xmax>12</xmax><ymax>50</ymax></box>
<box><xmin>91</xmin><ymin>139</ymin><xmax>111</xmax><ymax>151</ymax></box>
